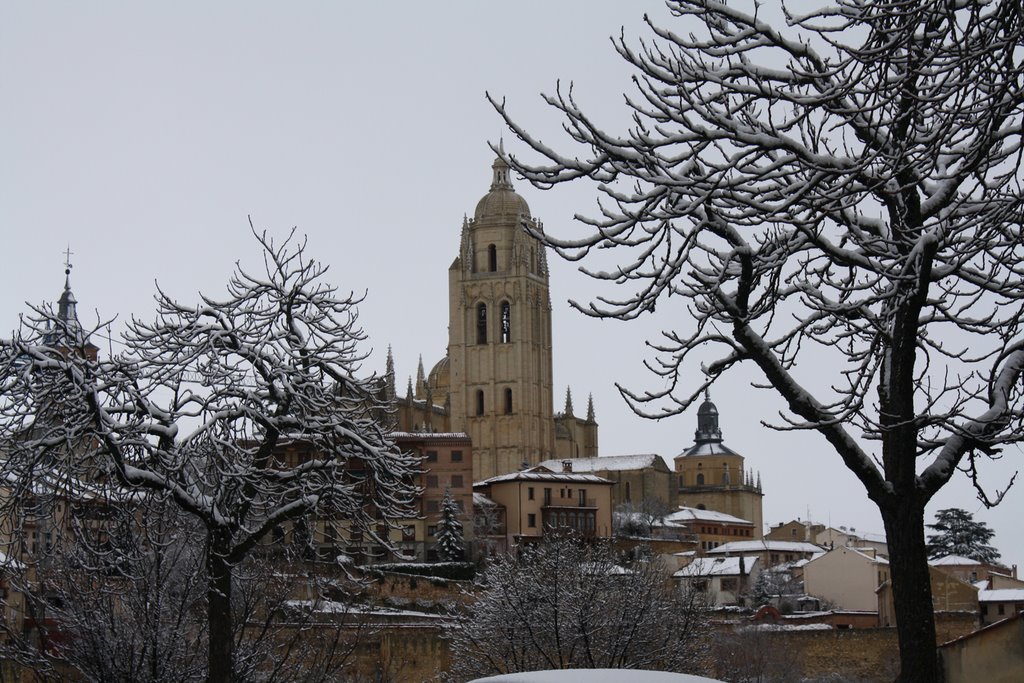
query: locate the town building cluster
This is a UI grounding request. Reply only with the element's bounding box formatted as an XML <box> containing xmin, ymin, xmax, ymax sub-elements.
<box><xmin>2</xmin><ymin>154</ymin><xmax>1021</xmax><ymax>682</ymax></box>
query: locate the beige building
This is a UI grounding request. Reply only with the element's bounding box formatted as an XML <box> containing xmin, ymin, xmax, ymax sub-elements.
<box><xmin>877</xmin><ymin>565</ymin><xmax>979</xmax><ymax>627</ymax></box>
<box><xmin>978</xmin><ymin>589</ymin><xmax>1024</xmax><ymax>626</ymax></box>
<box><xmin>386</xmin><ymin>156</ymin><xmax>598</xmax><ymax>481</ymax></box>
<box><xmin>803</xmin><ymin>545</ymin><xmax>890</xmax><ymax>613</ymax></box>
<box><xmin>674</xmin><ymin>394</ymin><xmax>764</xmax><ymax>537</ymax></box>
<box><xmin>674</xmin><ymin>555</ymin><xmax>761</xmax><ymax>606</ymax></box>
<box><xmin>940</xmin><ymin>612</ymin><xmax>1024</xmax><ymax>683</ymax></box>
<box><xmin>472</xmin><ymin>463</ymin><xmax>613</xmax><ymax>547</ymax></box>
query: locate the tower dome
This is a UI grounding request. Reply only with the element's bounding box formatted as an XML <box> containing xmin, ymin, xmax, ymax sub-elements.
<box><xmin>473</xmin><ymin>156</ymin><xmax>531</xmax><ymax>221</ymax></box>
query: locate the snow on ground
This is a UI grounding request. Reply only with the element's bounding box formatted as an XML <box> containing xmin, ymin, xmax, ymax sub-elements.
<box><xmin>470</xmin><ymin>671</ymin><xmax>724</xmax><ymax>683</ymax></box>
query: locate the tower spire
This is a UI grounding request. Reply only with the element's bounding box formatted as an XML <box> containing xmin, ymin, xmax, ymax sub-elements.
<box><xmin>384</xmin><ymin>346</ymin><xmax>396</xmax><ymax>400</ymax></box>
<box><xmin>564</xmin><ymin>387</ymin><xmax>574</xmax><ymax>417</ymax></box>
<box><xmin>586</xmin><ymin>393</ymin><xmax>596</xmax><ymax>423</ymax></box>
<box><xmin>415</xmin><ymin>355</ymin><xmax>426</xmax><ymax>398</ymax></box>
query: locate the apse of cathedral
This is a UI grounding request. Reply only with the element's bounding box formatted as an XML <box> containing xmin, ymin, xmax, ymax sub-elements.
<box><xmin>382</xmin><ymin>154</ymin><xmax>598</xmax><ymax>481</ymax></box>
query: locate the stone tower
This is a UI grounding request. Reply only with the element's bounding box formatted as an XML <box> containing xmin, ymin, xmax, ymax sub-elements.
<box><xmin>674</xmin><ymin>392</ymin><xmax>764</xmax><ymax>538</ymax></box>
<box><xmin>447</xmin><ymin>155</ymin><xmax>555</xmax><ymax>480</ymax></box>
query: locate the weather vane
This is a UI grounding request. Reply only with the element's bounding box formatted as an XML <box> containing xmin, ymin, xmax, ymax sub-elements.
<box><xmin>63</xmin><ymin>245</ymin><xmax>74</xmax><ymax>275</ymax></box>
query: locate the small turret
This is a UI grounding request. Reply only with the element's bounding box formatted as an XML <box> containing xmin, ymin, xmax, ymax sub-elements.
<box><xmin>694</xmin><ymin>389</ymin><xmax>723</xmax><ymax>444</ymax></box>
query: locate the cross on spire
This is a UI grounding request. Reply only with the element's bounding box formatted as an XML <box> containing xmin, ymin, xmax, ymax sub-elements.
<box><xmin>63</xmin><ymin>246</ymin><xmax>74</xmax><ymax>274</ymax></box>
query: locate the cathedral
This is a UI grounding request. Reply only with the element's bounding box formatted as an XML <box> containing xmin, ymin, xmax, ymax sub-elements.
<box><xmin>384</xmin><ymin>155</ymin><xmax>598</xmax><ymax>481</ymax></box>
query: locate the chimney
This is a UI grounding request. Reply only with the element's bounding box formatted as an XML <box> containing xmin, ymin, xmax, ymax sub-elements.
<box><xmin>562</xmin><ymin>460</ymin><xmax>572</xmax><ymax>473</ymax></box>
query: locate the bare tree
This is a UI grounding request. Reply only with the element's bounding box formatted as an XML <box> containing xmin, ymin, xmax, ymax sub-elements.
<box><xmin>614</xmin><ymin>497</ymin><xmax>674</xmax><ymax>538</ymax></box>
<box><xmin>491</xmin><ymin>2</ymin><xmax>1024</xmax><ymax>681</ymax></box>
<box><xmin>445</xmin><ymin>533</ymin><xmax>709</xmax><ymax>681</ymax></box>
<box><xmin>0</xmin><ymin>230</ymin><xmax>417</xmax><ymax>683</ymax></box>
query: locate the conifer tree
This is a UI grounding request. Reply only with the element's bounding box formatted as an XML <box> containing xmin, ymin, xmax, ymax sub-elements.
<box><xmin>435</xmin><ymin>488</ymin><xmax>464</xmax><ymax>562</ymax></box>
<box><xmin>926</xmin><ymin>508</ymin><xmax>1001</xmax><ymax>564</ymax></box>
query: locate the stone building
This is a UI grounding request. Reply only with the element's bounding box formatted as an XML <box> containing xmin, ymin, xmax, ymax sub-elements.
<box><xmin>386</xmin><ymin>155</ymin><xmax>598</xmax><ymax>481</ymax></box>
<box><xmin>674</xmin><ymin>392</ymin><xmax>764</xmax><ymax>537</ymax></box>
<box><xmin>538</xmin><ymin>452</ymin><xmax>674</xmax><ymax>510</ymax></box>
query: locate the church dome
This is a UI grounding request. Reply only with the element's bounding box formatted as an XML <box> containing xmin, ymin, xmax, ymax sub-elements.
<box><xmin>427</xmin><ymin>354</ymin><xmax>451</xmax><ymax>407</ymax></box>
<box><xmin>428</xmin><ymin>355</ymin><xmax>450</xmax><ymax>391</ymax></box>
<box><xmin>474</xmin><ymin>156</ymin><xmax>531</xmax><ymax>221</ymax></box>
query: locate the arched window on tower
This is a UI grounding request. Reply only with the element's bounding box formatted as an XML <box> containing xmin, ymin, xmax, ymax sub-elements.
<box><xmin>475</xmin><ymin>390</ymin><xmax>485</xmax><ymax>416</ymax></box>
<box><xmin>488</xmin><ymin>244</ymin><xmax>497</xmax><ymax>272</ymax></box>
<box><xmin>477</xmin><ymin>303</ymin><xmax>487</xmax><ymax>344</ymax></box>
<box><xmin>500</xmin><ymin>301</ymin><xmax>511</xmax><ymax>343</ymax></box>
<box><xmin>504</xmin><ymin>388</ymin><xmax>513</xmax><ymax>414</ymax></box>
<box><xmin>696</xmin><ymin>473</ymin><xmax>705</xmax><ymax>486</ymax></box>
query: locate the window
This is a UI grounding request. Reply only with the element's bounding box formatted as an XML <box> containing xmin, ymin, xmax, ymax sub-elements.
<box><xmin>451</xmin><ymin>450</ymin><xmax>463</xmax><ymax>462</ymax></box>
<box><xmin>792</xmin><ymin>528</ymin><xmax>797</xmax><ymax>536</ymax></box>
<box><xmin>527</xmin><ymin>514</ymin><xmax>537</xmax><ymax>528</ymax></box>
<box><xmin>426</xmin><ymin>450</ymin><xmax>438</xmax><ymax>462</ymax></box>
<box><xmin>477</xmin><ymin>303</ymin><xmax>488</xmax><ymax>344</ymax></box>
<box><xmin>696</xmin><ymin>473</ymin><xmax>705</xmax><ymax>486</ymax></box>
<box><xmin>504</xmin><ymin>388</ymin><xmax>513</xmax><ymax>414</ymax></box>
<box><xmin>998</xmin><ymin>604</ymin><xmax>1006</xmax><ymax>616</ymax></box>
<box><xmin>578</xmin><ymin>489</ymin><xmax>586</xmax><ymax>506</ymax></box>
<box><xmin>488</xmin><ymin>244</ymin><xmax>497</xmax><ymax>272</ymax></box>
<box><xmin>697</xmin><ymin>504</ymin><xmax>706</xmax><ymax>510</ymax></box>
<box><xmin>426</xmin><ymin>475</ymin><xmax>438</xmax><ymax>488</ymax></box>
<box><xmin>544</xmin><ymin>488</ymin><xmax>552</xmax><ymax>505</ymax></box>
<box><xmin>476</xmin><ymin>390</ymin><xmax>485</xmax><ymax>416</ymax></box>
<box><xmin>427</xmin><ymin>525</ymin><xmax>437</xmax><ymax>537</ymax></box>
<box><xmin>500</xmin><ymin>301</ymin><xmax>511</xmax><ymax>343</ymax></box>
<box><xmin>528</xmin><ymin>487</ymin><xmax>535</xmax><ymax>500</ymax></box>
<box><xmin>451</xmin><ymin>475</ymin><xmax>464</xmax><ymax>488</ymax></box>
<box><xmin>624</xmin><ymin>481</ymin><xmax>631</xmax><ymax>502</ymax></box>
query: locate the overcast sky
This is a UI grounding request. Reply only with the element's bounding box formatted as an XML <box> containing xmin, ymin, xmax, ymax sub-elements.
<box><xmin>2</xmin><ymin>1</ymin><xmax>1020</xmax><ymax>570</ymax></box>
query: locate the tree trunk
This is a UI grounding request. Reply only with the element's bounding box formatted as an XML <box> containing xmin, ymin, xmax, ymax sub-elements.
<box><xmin>207</xmin><ymin>531</ymin><xmax>234</xmax><ymax>683</ymax></box>
<box><xmin>881</xmin><ymin>499</ymin><xmax>940</xmax><ymax>683</ymax></box>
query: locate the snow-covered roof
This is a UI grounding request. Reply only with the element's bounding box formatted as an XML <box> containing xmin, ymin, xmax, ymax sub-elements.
<box><xmin>538</xmin><ymin>453</ymin><xmax>671</xmax><ymax>473</ymax></box>
<box><xmin>388</xmin><ymin>431</ymin><xmax>470</xmax><ymax>440</ymax></box>
<box><xmin>471</xmin><ymin>671</ymin><xmax>725</xmax><ymax>683</ymax></box>
<box><xmin>707</xmin><ymin>540</ymin><xmax>822</xmax><ymax>555</ymax></box>
<box><xmin>791</xmin><ymin>552</ymin><xmax>826</xmax><ymax>569</ymax></box>
<box><xmin>805</xmin><ymin>546</ymin><xmax>888</xmax><ymax>566</ymax></box>
<box><xmin>674</xmin><ymin>555</ymin><xmax>760</xmax><ymax>578</ymax></box>
<box><xmin>664</xmin><ymin>506</ymin><xmax>753</xmax><ymax>526</ymax></box>
<box><xmin>474</xmin><ymin>466</ymin><xmax>613</xmax><ymax>487</ymax></box>
<box><xmin>979</xmin><ymin>589</ymin><xmax>1024</xmax><ymax>602</ymax></box>
<box><xmin>473</xmin><ymin>492</ymin><xmax>499</xmax><ymax>507</ymax></box>
<box><xmin>930</xmin><ymin>555</ymin><xmax>983</xmax><ymax>566</ymax></box>
<box><xmin>676</xmin><ymin>442</ymin><xmax>741</xmax><ymax>458</ymax></box>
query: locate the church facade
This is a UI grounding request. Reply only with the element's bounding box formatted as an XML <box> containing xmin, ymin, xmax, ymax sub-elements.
<box><xmin>386</xmin><ymin>155</ymin><xmax>598</xmax><ymax>481</ymax></box>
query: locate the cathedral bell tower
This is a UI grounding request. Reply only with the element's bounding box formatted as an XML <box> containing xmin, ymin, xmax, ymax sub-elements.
<box><xmin>448</xmin><ymin>155</ymin><xmax>554</xmax><ymax>481</ymax></box>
